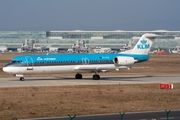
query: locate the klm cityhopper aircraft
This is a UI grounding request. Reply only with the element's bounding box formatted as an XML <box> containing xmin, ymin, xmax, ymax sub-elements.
<box><xmin>3</xmin><ymin>33</ymin><xmax>158</xmax><ymax>81</ymax></box>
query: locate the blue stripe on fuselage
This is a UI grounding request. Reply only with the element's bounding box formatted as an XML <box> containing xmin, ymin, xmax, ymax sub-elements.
<box><xmin>11</xmin><ymin>53</ymin><xmax>149</xmax><ymax>64</ymax></box>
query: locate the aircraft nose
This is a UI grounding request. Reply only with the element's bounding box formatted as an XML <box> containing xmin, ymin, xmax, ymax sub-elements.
<box><xmin>3</xmin><ymin>67</ymin><xmax>10</xmax><ymax>73</ymax></box>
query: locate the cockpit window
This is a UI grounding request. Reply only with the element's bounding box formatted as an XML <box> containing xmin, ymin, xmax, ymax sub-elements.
<box><xmin>10</xmin><ymin>61</ymin><xmax>16</xmax><ymax>63</ymax></box>
<box><xmin>10</xmin><ymin>60</ymin><xmax>22</xmax><ymax>64</ymax></box>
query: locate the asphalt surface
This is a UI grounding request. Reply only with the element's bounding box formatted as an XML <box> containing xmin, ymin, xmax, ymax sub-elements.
<box><xmin>0</xmin><ymin>74</ymin><xmax>180</xmax><ymax>88</ymax></box>
<box><xmin>21</xmin><ymin>110</ymin><xmax>180</xmax><ymax>120</ymax></box>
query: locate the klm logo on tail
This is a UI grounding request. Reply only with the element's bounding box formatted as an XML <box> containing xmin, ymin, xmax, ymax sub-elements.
<box><xmin>137</xmin><ymin>39</ymin><xmax>150</xmax><ymax>49</ymax></box>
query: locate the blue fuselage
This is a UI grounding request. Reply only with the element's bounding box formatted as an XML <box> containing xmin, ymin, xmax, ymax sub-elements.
<box><xmin>4</xmin><ymin>53</ymin><xmax>149</xmax><ymax>67</ymax></box>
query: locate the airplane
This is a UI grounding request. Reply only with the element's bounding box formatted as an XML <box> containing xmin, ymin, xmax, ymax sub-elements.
<box><xmin>3</xmin><ymin>33</ymin><xmax>158</xmax><ymax>81</ymax></box>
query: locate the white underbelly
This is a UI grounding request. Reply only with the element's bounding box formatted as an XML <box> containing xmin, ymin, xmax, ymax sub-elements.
<box><xmin>5</xmin><ymin>64</ymin><xmax>117</xmax><ymax>74</ymax></box>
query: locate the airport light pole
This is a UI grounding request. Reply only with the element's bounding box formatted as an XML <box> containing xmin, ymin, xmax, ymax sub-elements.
<box><xmin>165</xmin><ymin>109</ymin><xmax>171</xmax><ymax>120</ymax></box>
<box><xmin>68</xmin><ymin>114</ymin><xmax>76</xmax><ymax>120</ymax></box>
<box><xmin>119</xmin><ymin>112</ymin><xmax>125</xmax><ymax>120</ymax></box>
<box><xmin>12</xmin><ymin>117</ymin><xmax>17</xmax><ymax>120</ymax></box>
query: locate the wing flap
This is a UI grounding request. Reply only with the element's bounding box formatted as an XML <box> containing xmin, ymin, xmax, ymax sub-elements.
<box><xmin>74</xmin><ymin>66</ymin><xmax>112</xmax><ymax>71</ymax></box>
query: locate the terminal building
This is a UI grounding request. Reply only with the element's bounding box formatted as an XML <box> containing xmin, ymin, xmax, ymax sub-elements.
<box><xmin>0</xmin><ymin>30</ymin><xmax>180</xmax><ymax>52</ymax></box>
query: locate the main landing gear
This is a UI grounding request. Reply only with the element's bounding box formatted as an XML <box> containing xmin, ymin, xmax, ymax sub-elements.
<box><xmin>75</xmin><ymin>73</ymin><xmax>82</xmax><ymax>79</ymax></box>
<box><xmin>92</xmin><ymin>71</ymin><xmax>100</xmax><ymax>80</ymax></box>
<box><xmin>92</xmin><ymin>74</ymin><xmax>100</xmax><ymax>80</ymax></box>
<box><xmin>75</xmin><ymin>73</ymin><xmax>100</xmax><ymax>80</ymax></box>
<box><xmin>20</xmin><ymin>77</ymin><xmax>25</xmax><ymax>81</ymax></box>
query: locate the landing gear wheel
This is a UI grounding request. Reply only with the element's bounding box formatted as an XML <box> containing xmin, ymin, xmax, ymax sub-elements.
<box><xmin>75</xmin><ymin>73</ymin><xmax>82</xmax><ymax>79</ymax></box>
<box><xmin>20</xmin><ymin>77</ymin><xmax>25</xmax><ymax>81</ymax></box>
<box><xmin>93</xmin><ymin>74</ymin><xmax>100</xmax><ymax>80</ymax></box>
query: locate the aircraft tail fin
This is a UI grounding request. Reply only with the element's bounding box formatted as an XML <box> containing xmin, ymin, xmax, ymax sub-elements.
<box><xmin>122</xmin><ymin>33</ymin><xmax>158</xmax><ymax>54</ymax></box>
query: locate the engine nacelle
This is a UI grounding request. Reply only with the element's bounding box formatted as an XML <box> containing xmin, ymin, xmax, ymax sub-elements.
<box><xmin>114</xmin><ymin>56</ymin><xmax>135</xmax><ymax>66</ymax></box>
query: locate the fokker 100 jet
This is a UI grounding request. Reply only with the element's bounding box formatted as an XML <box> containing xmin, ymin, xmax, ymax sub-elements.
<box><xmin>3</xmin><ymin>33</ymin><xmax>158</xmax><ymax>81</ymax></box>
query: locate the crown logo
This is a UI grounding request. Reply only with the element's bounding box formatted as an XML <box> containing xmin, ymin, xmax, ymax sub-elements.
<box><xmin>140</xmin><ymin>39</ymin><xmax>147</xmax><ymax>44</ymax></box>
<box><xmin>37</xmin><ymin>57</ymin><xmax>43</xmax><ymax>60</ymax></box>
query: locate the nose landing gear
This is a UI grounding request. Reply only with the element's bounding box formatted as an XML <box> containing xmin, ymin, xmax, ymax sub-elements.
<box><xmin>15</xmin><ymin>74</ymin><xmax>25</xmax><ymax>81</ymax></box>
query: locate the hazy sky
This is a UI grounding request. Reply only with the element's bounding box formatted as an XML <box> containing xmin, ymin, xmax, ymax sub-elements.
<box><xmin>0</xmin><ymin>0</ymin><xmax>180</xmax><ymax>31</ymax></box>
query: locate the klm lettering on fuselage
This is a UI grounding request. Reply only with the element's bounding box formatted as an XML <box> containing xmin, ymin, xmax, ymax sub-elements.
<box><xmin>137</xmin><ymin>39</ymin><xmax>150</xmax><ymax>49</ymax></box>
<box><xmin>37</xmin><ymin>57</ymin><xmax>56</xmax><ymax>61</ymax></box>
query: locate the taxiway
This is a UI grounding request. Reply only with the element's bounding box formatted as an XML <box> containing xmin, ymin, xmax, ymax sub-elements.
<box><xmin>0</xmin><ymin>74</ymin><xmax>180</xmax><ymax>88</ymax></box>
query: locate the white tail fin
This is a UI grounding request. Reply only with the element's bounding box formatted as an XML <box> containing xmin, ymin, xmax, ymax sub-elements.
<box><xmin>122</xmin><ymin>33</ymin><xmax>158</xmax><ymax>54</ymax></box>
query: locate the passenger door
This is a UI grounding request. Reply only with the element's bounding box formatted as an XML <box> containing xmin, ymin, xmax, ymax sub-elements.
<box><xmin>25</xmin><ymin>56</ymin><xmax>34</xmax><ymax>70</ymax></box>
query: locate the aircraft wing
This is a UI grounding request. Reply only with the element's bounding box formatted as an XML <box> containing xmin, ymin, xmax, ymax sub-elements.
<box><xmin>74</xmin><ymin>65</ymin><xmax>131</xmax><ymax>72</ymax></box>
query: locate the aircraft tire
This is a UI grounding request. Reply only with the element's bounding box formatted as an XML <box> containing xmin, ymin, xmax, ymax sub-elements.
<box><xmin>93</xmin><ymin>75</ymin><xmax>100</xmax><ymax>80</ymax></box>
<box><xmin>20</xmin><ymin>77</ymin><xmax>25</xmax><ymax>81</ymax></box>
<box><xmin>75</xmin><ymin>73</ymin><xmax>82</xmax><ymax>79</ymax></box>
